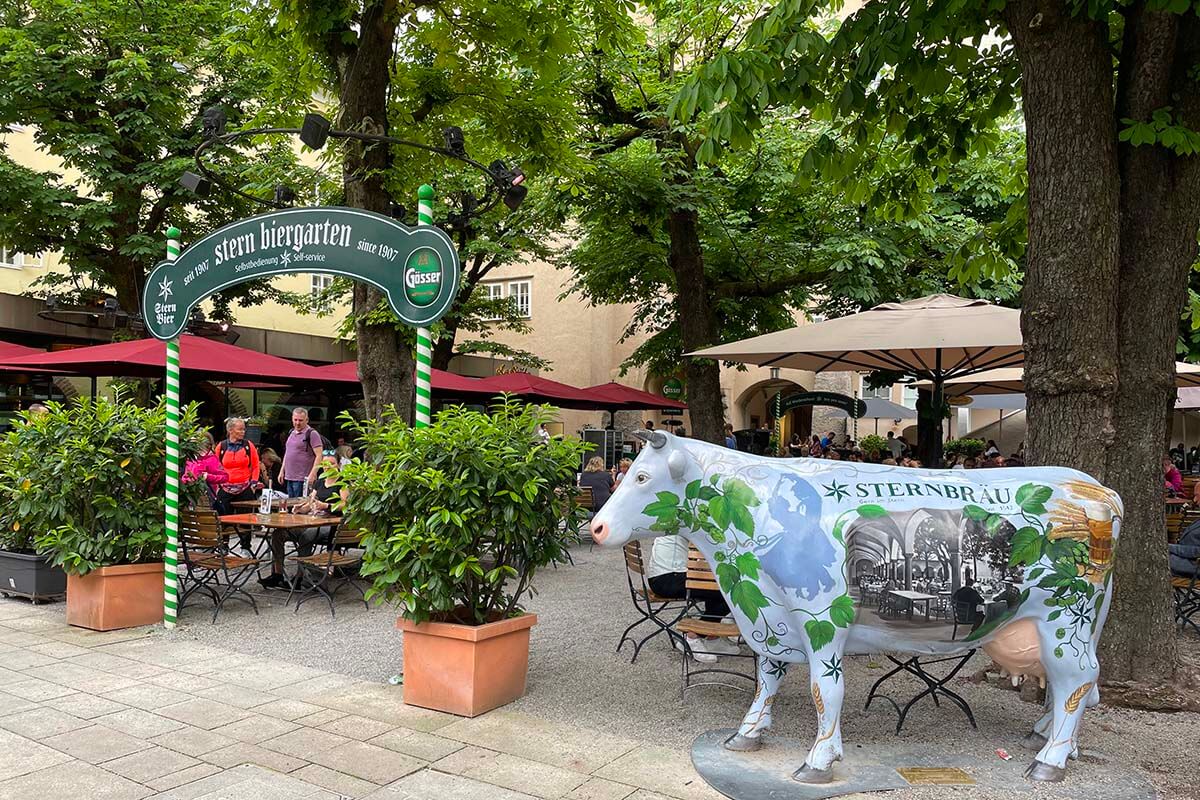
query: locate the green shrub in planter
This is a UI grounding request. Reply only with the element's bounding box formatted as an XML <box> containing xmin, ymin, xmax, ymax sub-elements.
<box><xmin>944</xmin><ymin>438</ymin><xmax>986</xmax><ymax>459</ymax></box>
<box><xmin>1</xmin><ymin>397</ymin><xmax>201</xmax><ymax>576</ymax></box>
<box><xmin>858</xmin><ymin>434</ymin><xmax>888</xmax><ymax>460</ymax></box>
<box><xmin>339</xmin><ymin>398</ymin><xmax>591</xmax><ymax>626</ymax></box>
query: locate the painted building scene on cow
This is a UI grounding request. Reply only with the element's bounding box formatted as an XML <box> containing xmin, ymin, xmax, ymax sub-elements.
<box><xmin>591</xmin><ymin>430</ymin><xmax>1121</xmax><ymax>785</ymax></box>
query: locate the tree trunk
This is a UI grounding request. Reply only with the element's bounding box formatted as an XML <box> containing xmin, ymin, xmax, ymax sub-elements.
<box><xmin>1004</xmin><ymin>0</ymin><xmax>1121</xmax><ymax>477</ymax></box>
<box><xmin>339</xmin><ymin>0</ymin><xmax>413</xmax><ymax>422</ymax></box>
<box><xmin>667</xmin><ymin>207</ymin><xmax>724</xmax><ymax>444</ymax></box>
<box><xmin>1098</xmin><ymin>8</ymin><xmax>1200</xmax><ymax>682</ymax></box>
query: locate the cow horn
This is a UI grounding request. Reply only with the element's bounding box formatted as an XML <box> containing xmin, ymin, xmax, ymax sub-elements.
<box><xmin>634</xmin><ymin>430</ymin><xmax>668</xmax><ymax>449</ymax></box>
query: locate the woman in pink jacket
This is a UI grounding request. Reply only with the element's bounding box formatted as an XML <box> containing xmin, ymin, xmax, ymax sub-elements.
<box><xmin>185</xmin><ymin>431</ymin><xmax>228</xmax><ymax>505</ymax></box>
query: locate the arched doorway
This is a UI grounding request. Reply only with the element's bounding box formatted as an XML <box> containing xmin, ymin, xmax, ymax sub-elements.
<box><xmin>733</xmin><ymin>379</ymin><xmax>811</xmax><ymax>454</ymax></box>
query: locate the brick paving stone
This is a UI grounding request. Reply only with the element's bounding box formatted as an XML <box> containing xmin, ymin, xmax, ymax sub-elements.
<box><xmin>5</xmin><ymin>677</ymin><xmax>78</xmax><ymax>702</ymax></box>
<box><xmin>149</xmin><ymin>726</ymin><xmax>237</xmax><ymax>757</ymax></box>
<box><xmin>191</xmin><ymin>683</ymin><xmax>277</xmax><ymax>710</ymax></box>
<box><xmin>26</xmin><ymin>641</ymin><xmax>92</xmax><ymax>659</ymax></box>
<box><xmin>565</xmin><ymin>778</ymin><xmax>638</xmax><ymax>800</ymax></box>
<box><xmin>592</xmin><ymin>746</ymin><xmax>726</xmax><ymax>800</ymax></box>
<box><xmin>318</xmin><ymin>713</ymin><xmax>395</xmax><ymax>740</ymax></box>
<box><xmin>308</xmin><ymin>740</ymin><xmax>426</xmax><ymax>785</ymax></box>
<box><xmin>272</xmin><ymin>673</ymin><xmax>361</xmax><ymax>701</ymax></box>
<box><xmin>436</xmin><ymin>711</ymin><xmax>638</xmax><ymax>774</ymax></box>
<box><xmin>145</xmin><ymin>763</ymin><xmax>222</xmax><ymax>792</ymax></box>
<box><xmin>67</xmin><ymin>652</ymin><xmax>166</xmax><ymax>678</ymax></box>
<box><xmin>291</xmin><ymin>708</ymin><xmax>347</xmax><ymax>727</ymax></box>
<box><xmin>210</xmin><ymin>714</ymin><xmax>299</xmax><ymax>744</ymax></box>
<box><xmin>0</xmin><ymin>688</ymin><xmax>46</xmax><ymax>716</ymax></box>
<box><xmin>432</xmin><ymin>745</ymin><xmax>588</xmax><ymax>799</ymax></box>
<box><xmin>0</xmin><ymin>707</ymin><xmax>90</xmax><ymax>739</ymax></box>
<box><xmin>0</xmin><ymin>631</ymin><xmax>47</xmax><ymax>646</ymax></box>
<box><xmin>311</xmin><ymin>683</ymin><xmax>456</xmax><ymax>732</ymax></box>
<box><xmin>42</xmin><ymin>691</ymin><xmax>128</xmax><ymax>719</ymax></box>
<box><xmin>148</xmin><ymin>671</ymin><xmax>222</xmax><ymax>692</ymax></box>
<box><xmin>2</xmin><ymin>649</ymin><xmax>58</xmax><ymax>670</ymax></box>
<box><xmin>100</xmin><ymin>744</ymin><xmax>202</xmax><ymax>783</ymax></box>
<box><xmin>370</xmin><ymin>769</ymin><xmax>539</xmax><ymax>800</ymax></box>
<box><xmin>290</xmin><ymin>764</ymin><xmax>381</xmax><ymax>798</ymax></box>
<box><xmin>157</xmin><ymin>698</ymin><xmax>253</xmax><ymax>730</ymax></box>
<box><xmin>0</xmin><ymin>760</ymin><xmax>150</xmax><ymax>800</ymax></box>
<box><xmin>40</xmin><ymin>723</ymin><xmax>151</xmax><ymax>764</ymax></box>
<box><xmin>24</xmin><ymin>662</ymin><xmax>142</xmax><ymax>695</ymax></box>
<box><xmin>368</xmin><ymin>728</ymin><xmax>464</xmax><ymax>762</ymax></box>
<box><xmin>259</xmin><ymin>726</ymin><xmax>351</xmax><ymax>759</ymax></box>
<box><xmin>251</xmin><ymin>698</ymin><xmax>324</xmax><ymax>721</ymax></box>
<box><xmin>201</xmin><ymin>741</ymin><xmax>307</xmax><ymax>774</ymax></box>
<box><xmin>0</xmin><ymin>728</ymin><xmax>72</xmax><ymax>781</ymax></box>
<box><xmin>94</xmin><ymin>707</ymin><xmax>186</xmax><ymax>738</ymax></box>
<box><xmin>103</xmin><ymin>683</ymin><xmax>193</xmax><ymax>710</ymax></box>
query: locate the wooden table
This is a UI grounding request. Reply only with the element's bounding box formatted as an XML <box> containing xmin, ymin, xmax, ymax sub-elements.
<box><xmin>888</xmin><ymin>590</ymin><xmax>938</xmax><ymax>620</ymax></box>
<box><xmin>219</xmin><ymin>513</ymin><xmax>343</xmax><ymax>577</ymax></box>
<box><xmin>229</xmin><ymin>497</ymin><xmax>306</xmax><ymax>511</ymax></box>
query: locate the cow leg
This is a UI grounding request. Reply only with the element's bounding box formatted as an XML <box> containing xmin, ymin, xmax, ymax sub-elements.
<box><xmin>725</xmin><ymin>658</ymin><xmax>788</xmax><ymax>752</ymax></box>
<box><xmin>1022</xmin><ymin>691</ymin><xmax>1054</xmax><ymax>750</ymax></box>
<box><xmin>1026</xmin><ymin>639</ymin><xmax>1099</xmax><ymax>781</ymax></box>
<box><xmin>794</xmin><ymin>634</ymin><xmax>848</xmax><ymax>784</ymax></box>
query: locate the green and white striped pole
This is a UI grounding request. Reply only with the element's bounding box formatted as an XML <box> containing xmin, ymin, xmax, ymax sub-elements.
<box><xmin>163</xmin><ymin>227</ymin><xmax>182</xmax><ymax>629</ymax></box>
<box><xmin>415</xmin><ymin>184</ymin><xmax>434</xmax><ymax>428</ymax></box>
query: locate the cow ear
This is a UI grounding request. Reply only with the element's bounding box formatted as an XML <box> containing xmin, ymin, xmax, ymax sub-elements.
<box><xmin>668</xmin><ymin>450</ymin><xmax>687</xmax><ymax>480</ymax></box>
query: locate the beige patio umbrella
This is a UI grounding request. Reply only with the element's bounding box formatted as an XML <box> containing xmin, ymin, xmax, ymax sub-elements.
<box><xmin>691</xmin><ymin>294</ymin><xmax>1023</xmax><ymax>464</ymax></box>
<box><xmin>931</xmin><ymin>361</ymin><xmax>1200</xmax><ymax>397</ymax></box>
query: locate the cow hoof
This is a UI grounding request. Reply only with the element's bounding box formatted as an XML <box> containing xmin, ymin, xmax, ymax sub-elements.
<box><xmin>792</xmin><ymin>763</ymin><xmax>834</xmax><ymax>784</ymax></box>
<box><xmin>723</xmin><ymin>733</ymin><xmax>762</xmax><ymax>752</ymax></box>
<box><xmin>1020</xmin><ymin>731</ymin><xmax>1047</xmax><ymax>750</ymax></box>
<box><xmin>1025</xmin><ymin>760</ymin><xmax>1067</xmax><ymax>782</ymax></box>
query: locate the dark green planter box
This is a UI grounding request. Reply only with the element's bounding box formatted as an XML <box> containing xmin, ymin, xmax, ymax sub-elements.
<box><xmin>0</xmin><ymin>550</ymin><xmax>66</xmax><ymax>604</ymax></box>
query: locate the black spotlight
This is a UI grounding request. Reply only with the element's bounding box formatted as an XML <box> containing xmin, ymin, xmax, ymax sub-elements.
<box><xmin>179</xmin><ymin>171</ymin><xmax>211</xmax><ymax>197</ymax></box>
<box><xmin>300</xmin><ymin>113</ymin><xmax>332</xmax><ymax>150</ymax></box>
<box><xmin>273</xmin><ymin>184</ymin><xmax>296</xmax><ymax>206</ymax></box>
<box><xmin>443</xmin><ymin>126</ymin><xmax>466</xmax><ymax>155</ymax></box>
<box><xmin>202</xmin><ymin>106</ymin><xmax>227</xmax><ymax>138</ymax></box>
<box><xmin>388</xmin><ymin>202</ymin><xmax>409</xmax><ymax>221</ymax></box>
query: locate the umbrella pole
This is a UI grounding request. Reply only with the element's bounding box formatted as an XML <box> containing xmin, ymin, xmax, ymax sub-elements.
<box><xmin>163</xmin><ymin>227</ymin><xmax>182</xmax><ymax>630</ymax></box>
<box><xmin>414</xmin><ymin>184</ymin><xmax>434</xmax><ymax>429</ymax></box>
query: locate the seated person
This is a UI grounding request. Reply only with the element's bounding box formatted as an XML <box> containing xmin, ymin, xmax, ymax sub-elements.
<box><xmin>1170</xmin><ymin>519</ymin><xmax>1200</xmax><ymax>578</ymax></box>
<box><xmin>579</xmin><ymin>456</ymin><xmax>614</xmax><ymax>511</ymax></box>
<box><xmin>262</xmin><ymin>453</ymin><xmax>346</xmax><ymax>589</ymax></box>
<box><xmin>646</xmin><ymin>534</ymin><xmax>738</xmax><ymax>663</ymax></box>
<box><xmin>613</xmin><ymin>458</ymin><xmax>632</xmax><ymax>487</ymax></box>
<box><xmin>1165</xmin><ymin>454</ymin><xmax>1183</xmax><ymax>497</ymax></box>
<box><xmin>952</xmin><ymin>577</ymin><xmax>986</xmax><ymax>629</ymax></box>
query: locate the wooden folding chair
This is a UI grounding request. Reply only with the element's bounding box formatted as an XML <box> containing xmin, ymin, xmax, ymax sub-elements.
<box><xmin>179</xmin><ymin>507</ymin><xmax>263</xmax><ymax>623</ymax></box>
<box><xmin>616</xmin><ymin>541</ymin><xmax>689</xmax><ymax>662</ymax></box>
<box><xmin>287</xmin><ymin>525</ymin><xmax>369</xmax><ymax>617</ymax></box>
<box><xmin>678</xmin><ymin>546</ymin><xmax>757</xmax><ymax>698</ymax></box>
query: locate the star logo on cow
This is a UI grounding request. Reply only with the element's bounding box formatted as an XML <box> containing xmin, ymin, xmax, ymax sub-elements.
<box><xmin>823</xmin><ymin>481</ymin><xmax>849</xmax><ymax>502</ymax></box>
<box><xmin>157</xmin><ymin>278</ymin><xmax>173</xmax><ymax>300</ymax></box>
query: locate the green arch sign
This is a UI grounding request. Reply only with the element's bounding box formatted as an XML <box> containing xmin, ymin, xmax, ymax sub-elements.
<box><xmin>142</xmin><ymin>207</ymin><xmax>459</xmax><ymax>340</ymax></box>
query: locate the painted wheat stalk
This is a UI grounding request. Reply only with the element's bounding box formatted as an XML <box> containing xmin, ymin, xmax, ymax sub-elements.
<box><xmin>1064</xmin><ymin>682</ymin><xmax>1093</xmax><ymax>713</ymax></box>
<box><xmin>1048</xmin><ymin>500</ymin><xmax>1090</xmax><ymax>541</ymax></box>
<box><xmin>1064</xmin><ymin>481</ymin><xmax>1121</xmax><ymax>518</ymax></box>
<box><xmin>812</xmin><ymin>683</ymin><xmax>825</xmax><ymax>716</ymax></box>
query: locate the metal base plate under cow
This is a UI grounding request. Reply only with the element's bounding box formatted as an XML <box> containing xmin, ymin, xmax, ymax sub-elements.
<box><xmin>691</xmin><ymin>728</ymin><xmax>1157</xmax><ymax>800</ymax></box>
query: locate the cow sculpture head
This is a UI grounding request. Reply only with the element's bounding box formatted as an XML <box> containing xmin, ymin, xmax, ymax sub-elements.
<box><xmin>590</xmin><ymin>429</ymin><xmax>692</xmax><ymax>547</ymax></box>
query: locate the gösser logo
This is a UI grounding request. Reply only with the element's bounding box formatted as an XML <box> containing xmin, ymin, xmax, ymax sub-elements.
<box><xmin>404</xmin><ymin>247</ymin><xmax>442</xmax><ymax>307</ymax></box>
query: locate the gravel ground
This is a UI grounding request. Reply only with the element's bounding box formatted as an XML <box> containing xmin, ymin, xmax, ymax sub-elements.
<box><xmin>163</xmin><ymin>544</ymin><xmax>1199</xmax><ymax>799</ymax></box>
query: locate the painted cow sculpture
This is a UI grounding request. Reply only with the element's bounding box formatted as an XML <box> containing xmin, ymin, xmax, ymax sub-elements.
<box><xmin>590</xmin><ymin>431</ymin><xmax>1121</xmax><ymax>783</ymax></box>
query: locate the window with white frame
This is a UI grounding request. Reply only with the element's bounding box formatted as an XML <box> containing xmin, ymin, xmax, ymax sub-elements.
<box><xmin>0</xmin><ymin>247</ymin><xmax>41</xmax><ymax>269</ymax></box>
<box><xmin>311</xmin><ymin>273</ymin><xmax>334</xmax><ymax>297</ymax></box>
<box><xmin>860</xmin><ymin>376</ymin><xmax>892</xmax><ymax>400</ymax></box>
<box><xmin>901</xmin><ymin>383</ymin><xmax>919</xmax><ymax>409</ymax></box>
<box><xmin>480</xmin><ymin>282</ymin><xmax>505</xmax><ymax>320</ymax></box>
<box><xmin>508</xmin><ymin>280</ymin><xmax>531</xmax><ymax>318</ymax></box>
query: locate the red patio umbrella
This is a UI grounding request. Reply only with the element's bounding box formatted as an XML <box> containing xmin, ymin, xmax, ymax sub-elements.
<box><xmin>0</xmin><ymin>340</ymin><xmax>40</xmax><ymax>359</ymax></box>
<box><xmin>583</xmin><ymin>381</ymin><xmax>687</xmax><ymax>410</ymax></box>
<box><xmin>0</xmin><ymin>334</ymin><xmax>331</xmax><ymax>383</ymax></box>
<box><xmin>309</xmin><ymin>361</ymin><xmax>496</xmax><ymax>397</ymax></box>
<box><xmin>473</xmin><ymin>371</ymin><xmax>610</xmax><ymax>410</ymax></box>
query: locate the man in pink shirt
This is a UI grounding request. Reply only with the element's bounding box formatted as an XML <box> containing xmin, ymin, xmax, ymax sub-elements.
<box><xmin>280</xmin><ymin>408</ymin><xmax>324</xmax><ymax>498</ymax></box>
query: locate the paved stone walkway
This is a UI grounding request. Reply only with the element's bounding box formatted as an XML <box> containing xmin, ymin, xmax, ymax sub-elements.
<box><xmin>0</xmin><ymin>599</ymin><xmax>724</xmax><ymax>800</ymax></box>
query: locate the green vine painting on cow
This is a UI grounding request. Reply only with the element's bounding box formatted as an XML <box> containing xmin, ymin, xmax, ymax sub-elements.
<box><xmin>641</xmin><ymin>474</ymin><xmax>859</xmax><ymax>660</ymax></box>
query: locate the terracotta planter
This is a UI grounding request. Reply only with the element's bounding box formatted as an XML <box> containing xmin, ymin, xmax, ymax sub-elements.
<box><xmin>66</xmin><ymin>563</ymin><xmax>165</xmax><ymax>631</ymax></box>
<box><xmin>396</xmin><ymin>613</ymin><xmax>537</xmax><ymax>717</ymax></box>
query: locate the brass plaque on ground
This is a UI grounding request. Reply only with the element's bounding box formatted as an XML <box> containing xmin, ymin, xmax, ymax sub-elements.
<box><xmin>896</xmin><ymin>767</ymin><xmax>976</xmax><ymax>785</ymax></box>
